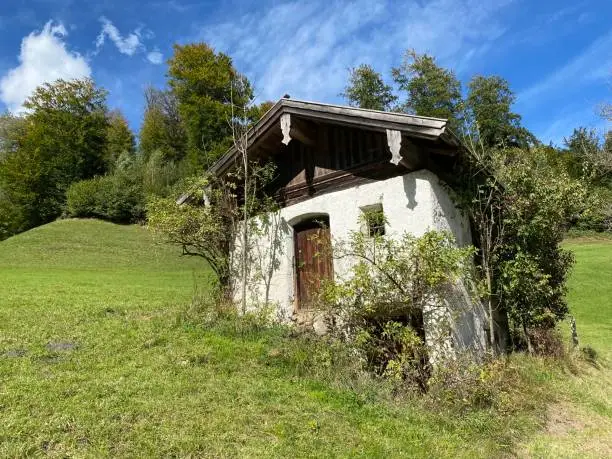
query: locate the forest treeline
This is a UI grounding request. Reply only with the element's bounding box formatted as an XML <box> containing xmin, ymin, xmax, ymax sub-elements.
<box><xmin>0</xmin><ymin>43</ymin><xmax>610</xmax><ymax>240</ymax></box>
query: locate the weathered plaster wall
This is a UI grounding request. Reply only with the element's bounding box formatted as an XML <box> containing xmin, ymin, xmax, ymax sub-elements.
<box><xmin>235</xmin><ymin>169</ymin><xmax>486</xmax><ymax>357</ymax></box>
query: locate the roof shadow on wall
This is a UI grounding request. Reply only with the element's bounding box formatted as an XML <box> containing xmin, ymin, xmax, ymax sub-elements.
<box><xmin>402</xmin><ymin>174</ymin><xmax>418</xmax><ymax>210</ymax></box>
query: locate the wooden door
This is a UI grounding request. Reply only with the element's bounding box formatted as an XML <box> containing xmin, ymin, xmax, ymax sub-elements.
<box><xmin>294</xmin><ymin>219</ymin><xmax>333</xmax><ymax>310</ymax></box>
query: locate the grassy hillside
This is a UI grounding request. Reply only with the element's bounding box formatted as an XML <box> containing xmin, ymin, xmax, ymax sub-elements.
<box><xmin>564</xmin><ymin>237</ymin><xmax>612</xmax><ymax>356</ymax></box>
<box><xmin>0</xmin><ymin>219</ymin><xmax>208</xmax><ymax>350</ymax></box>
<box><xmin>520</xmin><ymin>237</ymin><xmax>612</xmax><ymax>457</ymax></box>
<box><xmin>0</xmin><ymin>220</ymin><xmax>610</xmax><ymax>457</ymax></box>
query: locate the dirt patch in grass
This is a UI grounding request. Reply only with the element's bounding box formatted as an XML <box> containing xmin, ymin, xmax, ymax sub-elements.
<box><xmin>545</xmin><ymin>402</ymin><xmax>590</xmax><ymax>435</ymax></box>
<box><xmin>46</xmin><ymin>341</ymin><xmax>78</xmax><ymax>352</ymax></box>
<box><xmin>2</xmin><ymin>348</ymin><xmax>28</xmax><ymax>358</ymax></box>
<box><xmin>520</xmin><ymin>401</ymin><xmax>612</xmax><ymax>458</ymax></box>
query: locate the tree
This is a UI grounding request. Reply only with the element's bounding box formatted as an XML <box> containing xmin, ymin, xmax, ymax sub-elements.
<box><xmin>465</xmin><ymin>76</ymin><xmax>535</xmax><ymax>148</ymax></box>
<box><xmin>167</xmin><ymin>43</ymin><xmax>253</xmax><ymax>170</ymax></box>
<box><xmin>105</xmin><ymin>110</ymin><xmax>135</xmax><ymax>168</ymax></box>
<box><xmin>564</xmin><ymin>127</ymin><xmax>611</xmax><ymax>183</ymax></box>
<box><xmin>563</xmin><ymin>127</ymin><xmax>600</xmax><ymax>175</ymax></box>
<box><xmin>494</xmin><ymin>147</ymin><xmax>588</xmax><ymax>351</ymax></box>
<box><xmin>248</xmin><ymin>100</ymin><xmax>275</xmax><ymax>123</ymax></box>
<box><xmin>456</xmin><ymin>141</ymin><xmax>591</xmax><ymax>353</ymax></box>
<box><xmin>0</xmin><ymin>78</ymin><xmax>109</xmax><ymax>233</ymax></box>
<box><xmin>147</xmin><ymin>159</ymin><xmax>277</xmax><ymax>300</ymax></box>
<box><xmin>562</xmin><ymin>127</ymin><xmax>612</xmax><ymax>232</ymax></box>
<box><xmin>341</xmin><ymin>64</ymin><xmax>397</xmax><ymax>110</ymax></box>
<box><xmin>392</xmin><ymin>50</ymin><xmax>463</xmax><ymax>133</ymax></box>
<box><xmin>601</xmin><ymin>102</ymin><xmax>612</xmax><ymax>122</ymax></box>
<box><xmin>147</xmin><ymin>175</ymin><xmax>237</xmax><ymax>293</ymax></box>
<box><xmin>0</xmin><ymin>113</ymin><xmax>27</xmax><ymax>239</ymax></box>
<box><xmin>139</xmin><ymin>87</ymin><xmax>187</xmax><ymax>162</ymax></box>
<box><xmin>148</xmin><ymin>76</ymin><xmax>277</xmax><ymax>303</ymax></box>
<box><xmin>0</xmin><ymin>113</ymin><xmax>26</xmax><ymax>159</ymax></box>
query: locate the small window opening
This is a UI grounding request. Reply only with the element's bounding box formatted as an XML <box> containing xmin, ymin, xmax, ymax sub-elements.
<box><xmin>362</xmin><ymin>204</ymin><xmax>385</xmax><ymax>237</ymax></box>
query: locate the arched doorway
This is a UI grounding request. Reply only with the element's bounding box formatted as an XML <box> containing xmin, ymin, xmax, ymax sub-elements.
<box><xmin>292</xmin><ymin>215</ymin><xmax>333</xmax><ymax>311</ymax></box>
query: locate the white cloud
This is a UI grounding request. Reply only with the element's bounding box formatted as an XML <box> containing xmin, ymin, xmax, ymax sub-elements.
<box><xmin>538</xmin><ymin>106</ymin><xmax>607</xmax><ymax>147</ymax></box>
<box><xmin>196</xmin><ymin>0</ymin><xmax>514</xmax><ymax>103</ymax></box>
<box><xmin>0</xmin><ymin>21</ymin><xmax>91</xmax><ymax>113</ymax></box>
<box><xmin>96</xmin><ymin>17</ymin><xmax>143</xmax><ymax>56</ymax></box>
<box><xmin>517</xmin><ymin>30</ymin><xmax>612</xmax><ymax>108</ymax></box>
<box><xmin>95</xmin><ymin>17</ymin><xmax>162</xmax><ymax>65</ymax></box>
<box><xmin>146</xmin><ymin>50</ymin><xmax>163</xmax><ymax>65</ymax></box>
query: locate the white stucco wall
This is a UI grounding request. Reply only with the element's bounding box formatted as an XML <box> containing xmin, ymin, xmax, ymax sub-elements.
<box><xmin>235</xmin><ymin>169</ymin><xmax>486</xmax><ymax>358</ymax></box>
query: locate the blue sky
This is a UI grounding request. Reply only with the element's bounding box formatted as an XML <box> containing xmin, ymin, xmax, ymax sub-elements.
<box><xmin>0</xmin><ymin>0</ymin><xmax>610</xmax><ymax>145</ymax></box>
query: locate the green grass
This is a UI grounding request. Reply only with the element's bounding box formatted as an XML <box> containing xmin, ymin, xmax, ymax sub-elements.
<box><xmin>564</xmin><ymin>236</ymin><xmax>612</xmax><ymax>357</ymax></box>
<box><xmin>519</xmin><ymin>237</ymin><xmax>612</xmax><ymax>457</ymax></box>
<box><xmin>0</xmin><ymin>219</ymin><xmax>610</xmax><ymax>457</ymax></box>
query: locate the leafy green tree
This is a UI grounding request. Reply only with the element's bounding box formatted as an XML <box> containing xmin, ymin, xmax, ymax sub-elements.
<box><xmin>105</xmin><ymin>110</ymin><xmax>135</xmax><ymax>168</ymax></box>
<box><xmin>392</xmin><ymin>50</ymin><xmax>463</xmax><ymax>132</ymax></box>
<box><xmin>0</xmin><ymin>113</ymin><xmax>26</xmax><ymax>159</ymax></box>
<box><xmin>0</xmin><ymin>186</ymin><xmax>21</xmax><ymax>240</ymax></box>
<box><xmin>141</xmin><ymin>149</ymin><xmax>188</xmax><ymax>197</ymax></box>
<box><xmin>562</xmin><ymin>127</ymin><xmax>612</xmax><ymax>232</ymax></box>
<box><xmin>458</xmin><ymin>141</ymin><xmax>591</xmax><ymax>353</ymax></box>
<box><xmin>248</xmin><ymin>100</ymin><xmax>275</xmax><ymax>123</ymax></box>
<box><xmin>148</xmin><ymin>176</ymin><xmax>236</xmax><ymax>293</ymax></box>
<box><xmin>341</xmin><ymin>64</ymin><xmax>397</xmax><ymax>110</ymax></box>
<box><xmin>465</xmin><ymin>76</ymin><xmax>535</xmax><ymax>148</ymax></box>
<box><xmin>140</xmin><ymin>101</ymin><xmax>168</xmax><ymax>160</ymax></box>
<box><xmin>605</xmin><ymin>129</ymin><xmax>612</xmax><ymax>152</ymax></box>
<box><xmin>563</xmin><ymin>127</ymin><xmax>600</xmax><ymax>177</ymax></box>
<box><xmin>564</xmin><ymin>127</ymin><xmax>601</xmax><ymax>156</ymax></box>
<box><xmin>0</xmin><ymin>78</ymin><xmax>109</xmax><ymax>233</ymax></box>
<box><xmin>563</xmin><ymin>127</ymin><xmax>610</xmax><ymax>181</ymax></box>
<box><xmin>494</xmin><ymin>147</ymin><xmax>588</xmax><ymax>350</ymax></box>
<box><xmin>139</xmin><ymin>87</ymin><xmax>187</xmax><ymax>162</ymax></box>
<box><xmin>167</xmin><ymin>43</ymin><xmax>253</xmax><ymax>170</ymax></box>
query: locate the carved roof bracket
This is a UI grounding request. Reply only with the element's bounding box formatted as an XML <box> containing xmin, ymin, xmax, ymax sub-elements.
<box><xmin>386</xmin><ymin>129</ymin><xmax>402</xmax><ymax>165</ymax></box>
<box><xmin>280</xmin><ymin>112</ymin><xmax>316</xmax><ymax>147</ymax></box>
<box><xmin>281</xmin><ymin>113</ymin><xmax>292</xmax><ymax>145</ymax></box>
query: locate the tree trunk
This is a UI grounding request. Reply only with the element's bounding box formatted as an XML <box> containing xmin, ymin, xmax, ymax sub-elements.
<box><xmin>523</xmin><ymin>322</ymin><xmax>533</xmax><ymax>354</ymax></box>
<box><xmin>484</xmin><ymin>265</ymin><xmax>496</xmax><ymax>353</ymax></box>
<box><xmin>241</xmin><ymin>152</ymin><xmax>248</xmax><ymax>315</ymax></box>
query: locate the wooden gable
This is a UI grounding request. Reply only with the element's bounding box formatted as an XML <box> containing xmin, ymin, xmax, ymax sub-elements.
<box><xmin>205</xmin><ymin>99</ymin><xmax>460</xmax><ymax>207</ymax></box>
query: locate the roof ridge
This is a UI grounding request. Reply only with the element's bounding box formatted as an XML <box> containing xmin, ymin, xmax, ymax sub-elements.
<box><xmin>278</xmin><ymin>98</ymin><xmax>449</xmax><ymax>122</ymax></box>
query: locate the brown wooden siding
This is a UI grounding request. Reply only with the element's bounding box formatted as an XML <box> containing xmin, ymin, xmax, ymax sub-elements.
<box><xmin>270</xmin><ymin>124</ymin><xmax>397</xmax><ymax>206</ymax></box>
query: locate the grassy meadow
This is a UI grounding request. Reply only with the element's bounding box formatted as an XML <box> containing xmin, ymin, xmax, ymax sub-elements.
<box><xmin>519</xmin><ymin>235</ymin><xmax>612</xmax><ymax>457</ymax></box>
<box><xmin>0</xmin><ymin>220</ymin><xmax>610</xmax><ymax>457</ymax></box>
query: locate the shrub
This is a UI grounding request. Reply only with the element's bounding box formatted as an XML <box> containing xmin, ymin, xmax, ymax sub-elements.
<box><xmin>580</xmin><ymin>345</ymin><xmax>598</xmax><ymax>365</ymax></box>
<box><xmin>526</xmin><ymin>327</ymin><xmax>566</xmax><ymax>358</ymax></box>
<box><xmin>457</xmin><ymin>144</ymin><xmax>593</xmax><ymax>352</ymax></box>
<box><xmin>66</xmin><ymin>172</ymin><xmax>145</xmax><ymax>223</ymax></box>
<box><xmin>65</xmin><ymin>178</ymin><xmax>100</xmax><ymax>217</ymax></box>
<box><xmin>317</xmin><ymin>229</ymin><xmax>479</xmax><ymax>391</ymax></box>
<box><xmin>572</xmin><ymin>186</ymin><xmax>612</xmax><ymax>233</ymax></box>
<box><xmin>427</xmin><ymin>355</ymin><xmax>501</xmax><ymax>411</ymax></box>
<box><xmin>142</xmin><ymin>149</ymin><xmax>187</xmax><ymax>197</ymax></box>
<box><xmin>0</xmin><ymin>190</ymin><xmax>24</xmax><ymax>240</ymax></box>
